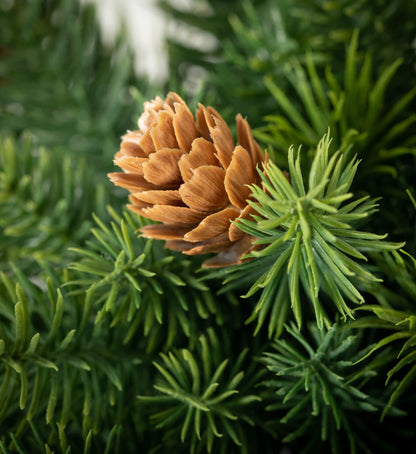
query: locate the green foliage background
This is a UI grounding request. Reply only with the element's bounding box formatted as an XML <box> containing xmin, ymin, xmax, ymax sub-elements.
<box><xmin>1</xmin><ymin>0</ymin><xmax>415</xmax><ymax>452</ymax></box>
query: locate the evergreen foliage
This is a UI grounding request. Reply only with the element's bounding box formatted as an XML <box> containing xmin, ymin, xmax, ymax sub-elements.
<box><xmin>0</xmin><ymin>264</ymin><xmax>152</xmax><ymax>452</ymax></box>
<box><xmin>1</xmin><ymin>0</ymin><xmax>415</xmax><ymax>452</ymax></box>
<box><xmin>138</xmin><ymin>328</ymin><xmax>264</xmax><ymax>453</ymax></box>
<box><xmin>257</xmin><ymin>31</ymin><xmax>416</xmax><ymax>171</ymax></box>
<box><xmin>351</xmin><ymin>251</ymin><xmax>416</xmax><ymax>419</ymax></box>
<box><xmin>68</xmin><ymin>207</ymin><xmax>225</xmax><ymax>350</ymax></box>
<box><xmin>0</xmin><ymin>135</ymin><xmax>105</xmax><ymax>269</ymax></box>
<box><xmin>255</xmin><ymin>33</ymin><xmax>416</xmax><ymax>243</ymax></box>
<box><xmin>261</xmin><ymin>322</ymin><xmax>405</xmax><ymax>453</ymax></box>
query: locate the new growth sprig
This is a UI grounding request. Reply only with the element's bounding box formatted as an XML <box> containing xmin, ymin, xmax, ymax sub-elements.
<box><xmin>230</xmin><ymin>134</ymin><xmax>404</xmax><ymax>335</ymax></box>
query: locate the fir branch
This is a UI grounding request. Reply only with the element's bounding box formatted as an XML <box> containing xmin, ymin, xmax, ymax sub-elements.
<box><xmin>68</xmin><ymin>207</ymin><xmax>228</xmax><ymax>350</ymax></box>
<box><xmin>260</xmin><ymin>322</ymin><xmax>405</xmax><ymax>453</ymax></box>
<box><xmin>226</xmin><ymin>133</ymin><xmax>404</xmax><ymax>334</ymax></box>
<box><xmin>0</xmin><ymin>134</ymin><xmax>106</xmax><ymax>268</ymax></box>
<box><xmin>164</xmin><ymin>0</ymin><xmax>416</xmax><ymax>125</ymax></box>
<box><xmin>138</xmin><ymin>328</ymin><xmax>264</xmax><ymax>453</ymax></box>
<box><xmin>351</xmin><ymin>251</ymin><xmax>416</xmax><ymax>418</ymax></box>
<box><xmin>360</xmin><ymin>250</ymin><xmax>416</xmax><ymax>310</ymax></box>
<box><xmin>0</xmin><ymin>265</ymin><xmax>153</xmax><ymax>450</ymax></box>
<box><xmin>0</xmin><ymin>421</ymin><xmax>122</xmax><ymax>454</ymax></box>
<box><xmin>354</xmin><ymin>307</ymin><xmax>416</xmax><ymax>418</ymax></box>
<box><xmin>256</xmin><ymin>32</ymin><xmax>416</xmax><ymax>245</ymax></box>
<box><xmin>258</xmin><ymin>31</ymin><xmax>416</xmax><ymax>170</ymax></box>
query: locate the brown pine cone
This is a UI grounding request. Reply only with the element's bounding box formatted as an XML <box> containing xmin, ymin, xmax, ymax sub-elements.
<box><xmin>108</xmin><ymin>92</ymin><xmax>267</xmax><ymax>267</ymax></box>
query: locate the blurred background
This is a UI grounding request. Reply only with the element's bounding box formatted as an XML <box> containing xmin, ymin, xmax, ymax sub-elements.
<box><xmin>81</xmin><ymin>0</ymin><xmax>171</xmax><ymax>84</ymax></box>
<box><xmin>1</xmin><ymin>1</ymin><xmax>416</xmax><ymax>452</ymax></box>
<box><xmin>2</xmin><ymin>0</ymin><xmax>415</xmax><ymax>135</ymax></box>
<box><xmin>80</xmin><ymin>0</ymin><xmax>219</xmax><ymax>85</ymax></box>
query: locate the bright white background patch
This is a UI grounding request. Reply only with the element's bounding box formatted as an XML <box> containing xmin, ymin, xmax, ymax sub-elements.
<box><xmin>81</xmin><ymin>0</ymin><xmax>217</xmax><ymax>85</ymax></box>
<box><xmin>81</xmin><ymin>0</ymin><xmax>169</xmax><ymax>83</ymax></box>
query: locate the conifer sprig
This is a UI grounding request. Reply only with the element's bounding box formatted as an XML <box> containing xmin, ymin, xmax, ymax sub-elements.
<box><xmin>68</xmin><ymin>208</ymin><xmax>220</xmax><ymax>350</ymax></box>
<box><xmin>0</xmin><ymin>266</ymin><xmax>130</xmax><ymax>448</ymax></box>
<box><xmin>0</xmin><ymin>0</ymin><xmax>143</xmax><ymax>165</ymax></box>
<box><xmin>0</xmin><ymin>263</ymin><xmax>159</xmax><ymax>452</ymax></box>
<box><xmin>261</xmin><ymin>322</ymin><xmax>404</xmax><ymax>453</ymax></box>
<box><xmin>230</xmin><ymin>134</ymin><xmax>404</xmax><ymax>334</ymax></box>
<box><xmin>138</xmin><ymin>328</ymin><xmax>263</xmax><ymax>453</ymax></box>
<box><xmin>354</xmin><ymin>306</ymin><xmax>416</xmax><ymax>420</ymax></box>
<box><xmin>163</xmin><ymin>0</ymin><xmax>416</xmax><ymax>127</ymax></box>
<box><xmin>0</xmin><ymin>422</ymin><xmax>122</xmax><ymax>454</ymax></box>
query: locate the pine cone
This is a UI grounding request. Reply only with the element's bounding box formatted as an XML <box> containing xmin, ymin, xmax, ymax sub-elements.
<box><xmin>108</xmin><ymin>92</ymin><xmax>266</xmax><ymax>267</ymax></box>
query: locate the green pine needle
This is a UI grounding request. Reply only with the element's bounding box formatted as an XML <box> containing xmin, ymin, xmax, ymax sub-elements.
<box><xmin>258</xmin><ymin>31</ymin><xmax>416</xmax><ymax>195</ymax></box>
<box><xmin>0</xmin><ymin>265</ymin><xmax>148</xmax><ymax>448</ymax></box>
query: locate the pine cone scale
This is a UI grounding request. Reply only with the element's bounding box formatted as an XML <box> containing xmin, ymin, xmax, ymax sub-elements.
<box><xmin>224</xmin><ymin>146</ymin><xmax>258</xmax><ymax>209</ymax></box>
<box><xmin>184</xmin><ymin>206</ymin><xmax>241</xmax><ymax>242</ymax></box>
<box><xmin>142</xmin><ymin>148</ymin><xmax>185</xmax><ymax>187</ymax></box>
<box><xmin>109</xmin><ymin>172</ymin><xmax>160</xmax><ymax>191</ymax></box>
<box><xmin>169</xmin><ymin>231</ymin><xmax>231</xmax><ymax>255</ymax></box>
<box><xmin>196</xmin><ymin>105</ymin><xmax>215</xmax><ymax>139</ymax></box>
<box><xmin>150</xmin><ymin>111</ymin><xmax>178</xmax><ymax>149</ymax></box>
<box><xmin>236</xmin><ymin>114</ymin><xmax>263</xmax><ymax>164</ymax></box>
<box><xmin>210</xmin><ymin>116</ymin><xmax>235</xmax><ymax>168</ymax></box>
<box><xmin>172</xmin><ymin>103</ymin><xmax>199</xmax><ymax>152</ymax></box>
<box><xmin>178</xmin><ymin>137</ymin><xmax>220</xmax><ymax>183</ymax></box>
<box><xmin>141</xmin><ymin>205</ymin><xmax>205</xmax><ymax>224</ymax></box>
<box><xmin>133</xmin><ymin>189</ymin><xmax>183</xmax><ymax>206</ymax></box>
<box><xmin>118</xmin><ymin>137</ymin><xmax>148</xmax><ymax>157</ymax></box>
<box><xmin>179</xmin><ymin>165</ymin><xmax>228</xmax><ymax>212</ymax></box>
<box><xmin>140</xmin><ymin>223</ymin><xmax>191</xmax><ymax>240</ymax></box>
<box><xmin>138</xmin><ymin>129</ymin><xmax>156</xmax><ymax>154</ymax></box>
<box><xmin>114</xmin><ymin>156</ymin><xmax>147</xmax><ymax>174</ymax></box>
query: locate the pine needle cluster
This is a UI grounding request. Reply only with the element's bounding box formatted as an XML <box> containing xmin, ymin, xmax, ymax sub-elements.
<box><xmin>260</xmin><ymin>322</ymin><xmax>405</xmax><ymax>453</ymax></box>
<box><xmin>68</xmin><ymin>207</ymin><xmax>225</xmax><ymax>350</ymax></box>
<box><xmin>138</xmin><ymin>328</ymin><xmax>264</xmax><ymax>453</ymax></box>
<box><xmin>221</xmin><ymin>134</ymin><xmax>403</xmax><ymax>336</ymax></box>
